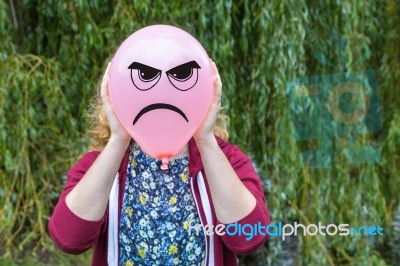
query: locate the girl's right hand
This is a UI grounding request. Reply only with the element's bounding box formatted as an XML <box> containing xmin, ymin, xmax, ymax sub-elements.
<box><xmin>101</xmin><ymin>62</ymin><xmax>131</xmax><ymax>143</ymax></box>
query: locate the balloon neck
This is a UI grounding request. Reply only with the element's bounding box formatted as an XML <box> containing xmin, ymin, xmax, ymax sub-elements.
<box><xmin>160</xmin><ymin>158</ymin><xmax>169</xmax><ymax>170</ymax></box>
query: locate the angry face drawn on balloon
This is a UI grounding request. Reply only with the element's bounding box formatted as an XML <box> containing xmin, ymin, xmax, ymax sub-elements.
<box><xmin>129</xmin><ymin>60</ymin><xmax>201</xmax><ymax>126</ymax></box>
<box><xmin>109</xmin><ymin>25</ymin><xmax>214</xmax><ymax>169</ymax></box>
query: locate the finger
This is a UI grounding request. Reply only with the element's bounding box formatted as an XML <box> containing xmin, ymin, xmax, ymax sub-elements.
<box><xmin>101</xmin><ymin>62</ymin><xmax>111</xmax><ymax>99</ymax></box>
<box><xmin>212</xmin><ymin>62</ymin><xmax>222</xmax><ymax>85</ymax></box>
<box><xmin>210</xmin><ymin>59</ymin><xmax>218</xmax><ymax>79</ymax></box>
<box><xmin>209</xmin><ymin>66</ymin><xmax>221</xmax><ymax>113</ymax></box>
<box><xmin>211</xmin><ymin>61</ymin><xmax>217</xmax><ymax>77</ymax></box>
<box><xmin>212</xmin><ymin>62</ymin><xmax>222</xmax><ymax>97</ymax></box>
<box><xmin>211</xmin><ymin>62</ymin><xmax>216</xmax><ymax>81</ymax></box>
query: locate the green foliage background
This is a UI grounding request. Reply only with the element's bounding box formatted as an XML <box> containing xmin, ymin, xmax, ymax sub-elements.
<box><xmin>1</xmin><ymin>0</ymin><xmax>399</xmax><ymax>265</ymax></box>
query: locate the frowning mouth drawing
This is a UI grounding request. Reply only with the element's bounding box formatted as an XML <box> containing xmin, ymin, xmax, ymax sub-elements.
<box><xmin>132</xmin><ymin>103</ymin><xmax>188</xmax><ymax>126</ymax></box>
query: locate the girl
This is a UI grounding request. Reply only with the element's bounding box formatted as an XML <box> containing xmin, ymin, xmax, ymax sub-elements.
<box><xmin>49</xmin><ymin>59</ymin><xmax>270</xmax><ymax>266</ymax></box>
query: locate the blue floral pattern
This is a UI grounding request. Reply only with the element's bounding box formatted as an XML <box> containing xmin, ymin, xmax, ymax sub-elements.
<box><xmin>119</xmin><ymin>143</ymin><xmax>206</xmax><ymax>266</ymax></box>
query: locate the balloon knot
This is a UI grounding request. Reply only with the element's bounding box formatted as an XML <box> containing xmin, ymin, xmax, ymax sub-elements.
<box><xmin>161</xmin><ymin>158</ymin><xmax>169</xmax><ymax>170</ymax></box>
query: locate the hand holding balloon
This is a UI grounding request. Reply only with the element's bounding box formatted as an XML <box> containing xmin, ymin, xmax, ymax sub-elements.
<box><xmin>194</xmin><ymin>61</ymin><xmax>222</xmax><ymax>146</ymax></box>
<box><xmin>101</xmin><ymin>63</ymin><xmax>131</xmax><ymax>144</ymax></box>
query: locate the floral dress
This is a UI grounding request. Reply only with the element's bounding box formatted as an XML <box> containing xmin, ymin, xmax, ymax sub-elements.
<box><xmin>119</xmin><ymin>143</ymin><xmax>206</xmax><ymax>266</ymax></box>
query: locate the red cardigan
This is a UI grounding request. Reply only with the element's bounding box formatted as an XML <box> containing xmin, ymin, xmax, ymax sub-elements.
<box><xmin>49</xmin><ymin>137</ymin><xmax>270</xmax><ymax>265</ymax></box>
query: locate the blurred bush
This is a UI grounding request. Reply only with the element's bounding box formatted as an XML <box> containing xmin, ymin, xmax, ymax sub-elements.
<box><xmin>0</xmin><ymin>0</ymin><xmax>399</xmax><ymax>265</ymax></box>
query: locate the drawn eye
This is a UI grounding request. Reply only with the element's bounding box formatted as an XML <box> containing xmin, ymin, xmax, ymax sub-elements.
<box><xmin>166</xmin><ymin>61</ymin><xmax>201</xmax><ymax>91</ymax></box>
<box><xmin>128</xmin><ymin>62</ymin><xmax>161</xmax><ymax>91</ymax></box>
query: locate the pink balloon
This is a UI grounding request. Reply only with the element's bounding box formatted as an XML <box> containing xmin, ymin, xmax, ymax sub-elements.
<box><xmin>109</xmin><ymin>25</ymin><xmax>213</xmax><ymax>168</ymax></box>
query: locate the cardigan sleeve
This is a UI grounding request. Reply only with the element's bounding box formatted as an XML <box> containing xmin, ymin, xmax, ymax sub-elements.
<box><xmin>216</xmin><ymin>144</ymin><xmax>270</xmax><ymax>255</ymax></box>
<box><xmin>48</xmin><ymin>151</ymin><xmax>108</xmax><ymax>254</ymax></box>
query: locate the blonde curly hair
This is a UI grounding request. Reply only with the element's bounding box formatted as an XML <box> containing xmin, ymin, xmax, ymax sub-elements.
<box><xmin>86</xmin><ymin>61</ymin><xmax>230</xmax><ymax>151</ymax></box>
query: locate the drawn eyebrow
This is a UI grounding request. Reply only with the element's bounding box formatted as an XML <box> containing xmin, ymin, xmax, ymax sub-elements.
<box><xmin>128</xmin><ymin>62</ymin><xmax>161</xmax><ymax>72</ymax></box>
<box><xmin>166</xmin><ymin>61</ymin><xmax>201</xmax><ymax>74</ymax></box>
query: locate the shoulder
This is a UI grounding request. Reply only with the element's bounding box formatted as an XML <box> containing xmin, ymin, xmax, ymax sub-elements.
<box><xmin>215</xmin><ymin>137</ymin><xmax>265</xmax><ymax>200</ymax></box>
<box><xmin>215</xmin><ymin>137</ymin><xmax>257</xmax><ymax>176</ymax></box>
<box><xmin>78</xmin><ymin>150</ymin><xmax>101</xmax><ymax>163</ymax></box>
<box><xmin>216</xmin><ymin>137</ymin><xmax>250</xmax><ymax>162</ymax></box>
<box><xmin>68</xmin><ymin>149</ymin><xmax>129</xmax><ymax>179</ymax></box>
<box><xmin>63</xmin><ymin>151</ymin><xmax>102</xmax><ymax>192</ymax></box>
<box><xmin>68</xmin><ymin>151</ymin><xmax>101</xmax><ymax>177</ymax></box>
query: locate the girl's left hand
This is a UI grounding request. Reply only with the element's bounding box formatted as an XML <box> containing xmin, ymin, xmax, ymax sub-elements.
<box><xmin>194</xmin><ymin>60</ymin><xmax>222</xmax><ymax>146</ymax></box>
